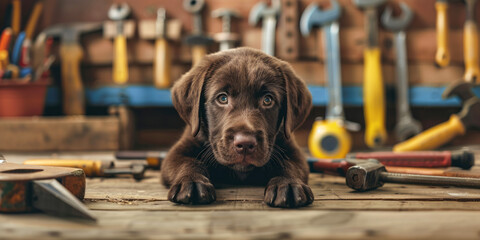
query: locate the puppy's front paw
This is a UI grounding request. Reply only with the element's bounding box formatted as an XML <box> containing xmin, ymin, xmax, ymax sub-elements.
<box><xmin>168</xmin><ymin>178</ymin><xmax>216</xmax><ymax>205</ymax></box>
<box><xmin>264</xmin><ymin>177</ymin><xmax>314</xmax><ymax>208</ymax></box>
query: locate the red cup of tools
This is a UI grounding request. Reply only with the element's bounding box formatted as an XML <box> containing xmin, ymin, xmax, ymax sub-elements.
<box><xmin>0</xmin><ymin>79</ymin><xmax>50</xmax><ymax>117</ymax></box>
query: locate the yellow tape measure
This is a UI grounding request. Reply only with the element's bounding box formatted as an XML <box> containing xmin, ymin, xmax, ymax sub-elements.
<box><xmin>308</xmin><ymin>119</ymin><xmax>351</xmax><ymax>159</ymax></box>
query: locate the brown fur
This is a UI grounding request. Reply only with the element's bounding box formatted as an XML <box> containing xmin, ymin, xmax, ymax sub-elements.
<box><xmin>161</xmin><ymin>48</ymin><xmax>313</xmax><ymax>208</ymax></box>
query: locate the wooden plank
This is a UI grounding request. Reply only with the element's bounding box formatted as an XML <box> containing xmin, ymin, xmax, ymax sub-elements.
<box><xmin>2</xmin><ymin>210</ymin><xmax>480</xmax><ymax>239</ymax></box>
<box><xmin>85</xmin><ymin>199</ymin><xmax>480</xmax><ymax>211</ymax></box>
<box><xmin>0</xmin><ymin>117</ymin><xmax>120</xmax><ymax>151</ymax></box>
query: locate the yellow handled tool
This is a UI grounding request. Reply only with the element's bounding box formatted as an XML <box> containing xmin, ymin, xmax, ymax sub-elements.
<box><xmin>24</xmin><ymin>159</ymin><xmax>145</xmax><ymax>180</ymax></box>
<box><xmin>192</xmin><ymin>45</ymin><xmax>207</xmax><ymax>66</ymax></box>
<box><xmin>25</xmin><ymin>1</ymin><xmax>44</xmax><ymax>40</ymax></box>
<box><xmin>153</xmin><ymin>8</ymin><xmax>171</xmax><ymax>88</ymax></box>
<box><xmin>11</xmin><ymin>0</ymin><xmax>21</xmax><ymax>36</ymax></box>
<box><xmin>108</xmin><ymin>3</ymin><xmax>131</xmax><ymax>85</ymax></box>
<box><xmin>60</xmin><ymin>44</ymin><xmax>85</xmax><ymax>115</ymax></box>
<box><xmin>463</xmin><ymin>0</ymin><xmax>479</xmax><ymax>82</ymax></box>
<box><xmin>364</xmin><ymin>48</ymin><xmax>387</xmax><ymax>147</ymax></box>
<box><xmin>113</xmin><ymin>35</ymin><xmax>128</xmax><ymax>84</ymax></box>
<box><xmin>154</xmin><ymin>38</ymin><xmax>171</xmax><ymax>88</ymax></box>
<box><xmin>184</xmin><ymin>0</ymin><xmax>213</xmax><ymax>67</ymax></box>
<box><xmin>24</xmin><ymin>159</ymin><xmax>105</xmax><ymax>177</ymax></box>
<box><xmin>393</xmin><ymin>115</ymin><xmax>465</xmax><ymax>152</ymax></box>
<box><xmin>309</xmin><ymin>119</ymin><xmax>352</xmax><ymax>159</ymax></box>
<box><xmin>435</xmin><ymin>0</ymin><xmax>450</xmax><ymax>67</ymax></box>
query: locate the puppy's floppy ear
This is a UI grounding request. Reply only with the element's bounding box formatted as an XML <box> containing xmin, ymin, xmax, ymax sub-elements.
<box><xmin>279</xmin><ymin>62</ymin><xmax>312</xmax><ymax>139</ymax></box>
<box><xmin>172</xmin><ymin>55</ymin><xmax>227</xmax><ymax>136</ymax></box>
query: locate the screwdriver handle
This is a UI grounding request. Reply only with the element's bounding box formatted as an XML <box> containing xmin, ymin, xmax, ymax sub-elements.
<box><xmin>308</xmin><ymin>158</ymin><xmax>353</xmax><ymax>176</ymax></box>
<box><xmin>435</xmin><ymin>1</ymin><xmax>450</xmax><ymax>67</ymax></box>
<box><xmin>381</xmin><ymin>171</ymin><xmax>480</xmax><ymax>189</ymax></box>
<box><xmin>463</xmin><ymin>20</ymin><xmax>479</xmax><ymax>82</ymax></box>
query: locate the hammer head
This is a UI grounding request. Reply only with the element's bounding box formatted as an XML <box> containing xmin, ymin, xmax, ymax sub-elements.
<box><xmin>353</xmin><ymin>0</ymin><xmax>387</xmax><ymax>8</ymax></box>
<box><xmin>212</xmin><ymin>8</ymin><xmax>240</xmax><ymax>19</ymax></box>
<box><xmin>300</xmin><ymin>0</ymin><xmax>341</xmax><ymax>36</ymax></box>
<box><xmin>43</xmin><ymin>23</ymin><xmax>102</xmax><ymax>43</ymax></box>
<box><xmin>381</xmin><ymin>2</ymin><xmax>414</xmax><ymax>32</ymax></box>
<box><xmin>248</xmin><ymin>0</ymin><xmax>281</xmax><ymax>26</ymax></box>
<box><xmin>442</xmin><ymin>81</ymin><xmax>477</xmax><ymax>103</ymax></box>
<box><xmin>346</xmin><ymin>159</ymin><xmax>386</xmax><ymax>191</ymax></box>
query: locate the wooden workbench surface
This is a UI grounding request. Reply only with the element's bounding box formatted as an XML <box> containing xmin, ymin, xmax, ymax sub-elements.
<box><xmin>2</xmin><ymin>149</ymin><xmax>480</xmax><ymax>239</ymax></box>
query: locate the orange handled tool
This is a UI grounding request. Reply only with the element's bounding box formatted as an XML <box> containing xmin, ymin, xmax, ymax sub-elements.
<box><xmin>435</xmin><ymin>0</ymin><xmax>450</xmax><ymax>67</ymax></box>
<box><xmin>385</xmin><ymin>166</ymin><xmax>480</xmax><ymax>178</ymax></box>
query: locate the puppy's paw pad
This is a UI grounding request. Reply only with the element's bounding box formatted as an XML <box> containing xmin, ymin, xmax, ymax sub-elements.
<box><xmin>264</xmin><ymin>178</ymin><xmax>314</xmax><ymax>208</ymax></box>
<box><xmin>168</xmin><ymin>181</ymin><xmax>216</xmax><ymax>205</ymax></box>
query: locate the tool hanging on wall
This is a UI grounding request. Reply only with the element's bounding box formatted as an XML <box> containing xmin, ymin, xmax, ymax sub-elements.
<box><xmin>249</xmin><ymin>0</ymin><xmax>281</xmax><ymax>56</ymax></box>
<box><xmin>153</xmin><ymin>8</ymin><xmax>171</xmax><ymax>88</ymax></box>
<box><xmin>212</xmin><ymin>8</ymin><xmax>240</xmax><ymax>51</ymax></box>
<box><xmin>435</xmin><ymin>0</ymin><xmax>450</xmax><ymax>67</ymax></box>
<box><xmin>44</xmin><ymin>23</ymin><xmax>102</xmax><ymax>115</ymax></box>
<box><xmin>463</xmin><ymin>0</ymin><xmax>479</xmax><ymax>83</ymax></box>
<box><xmin>0</xmin><ymin>156</ymin><xmax>95</xmax><ymax>221</ymax></box>
<box><xmin>138</xmin><ymin>12</ymin><xmax>182</xmax><ymax>88</ymax></box>
<box><xmin>24</xmin><ymin>159</ymin><xmax>146</xmax><ymax>180</ymax></box>
<box><xmin>346</xmin><ymin>159</ymin><xmax>480</xmax><ymax>191</ymax></box>
<box><xmin>108</xmin><ymin>3</ymin><xmax>131</xmax><ymax>85</ymax></box>
<box><xmin>381</xmin><ymin>3</ymin><xmax>422</xmax><ymax>141</ymax></box>
<box><xmin>301</xmin><ymin>0</ymin><xmax>358</xmax><ymax>159</ymax></box>
<box><xmin>11</xmin><ymin>0</ymin><xmax>20</xmax><ymax>36</ymax></box>
<box><xmin>353</xmin><ymin>0</ymin><xmax>387</xmax><ymax>148</ymax></box>
<box><xmin>184</xmin><ymin>0</ymin><xmax>213</xmax><ymax>66</ymax></box>
<box><xmin>277</xmin><ymin>0</ymin><xmax>299</xmax><ymax>60</ymax></box>
<box><xmin>394</xmin><ymin>81</ymin><xmax>480</xmax><ymax>152</ymax></box>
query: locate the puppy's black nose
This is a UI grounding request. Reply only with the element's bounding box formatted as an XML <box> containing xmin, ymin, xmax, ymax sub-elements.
<box><xmin>233</xmin><ymin>133</ymin><xmax>257</xmax><ymax>154</ymax></box>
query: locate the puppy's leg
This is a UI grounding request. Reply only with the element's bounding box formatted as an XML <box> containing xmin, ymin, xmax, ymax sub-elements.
<box><xmin>161</xmin><ymin>139</ymin><xmax>216</xmax><ymax>205</ymax></box>
<box><xmin>264</xmin><ymin>147</ymin><xmax>314</xmax><ymax>208</ymax></box>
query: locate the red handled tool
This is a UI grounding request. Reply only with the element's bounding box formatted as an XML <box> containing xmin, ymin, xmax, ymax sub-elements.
<box><xmin>347</xmin><ymin>150</ymin><xmax>474</xmax><ymax>170</ymax></box>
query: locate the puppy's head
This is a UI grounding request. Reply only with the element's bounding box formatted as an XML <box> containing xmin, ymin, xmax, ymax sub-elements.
<box><xmin>172</xmin><ymin>48</ymin><xmax>312</xmax><ymax>172</ymax></box>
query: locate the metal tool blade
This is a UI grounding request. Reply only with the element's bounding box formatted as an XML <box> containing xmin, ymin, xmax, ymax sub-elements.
<box><xmin>32</xmin><ymin>179</ymin><xmax>96</xmax><ymax>221</ymax></box>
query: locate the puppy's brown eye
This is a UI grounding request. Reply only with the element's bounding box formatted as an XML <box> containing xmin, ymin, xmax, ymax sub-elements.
<box><xmin>217</xmin><ymin>94</ymin><xmax>228</xmax><ymax>104</ymax></box>
<box><xmin>263</xmin><ymin>95</ymin><xmax>273</xmax><ymax>106</ymax></box>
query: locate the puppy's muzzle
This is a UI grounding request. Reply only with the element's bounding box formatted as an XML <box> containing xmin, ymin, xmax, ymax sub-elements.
<box><xmin>233</xmin><ymin>133</ymin><xmax>257</xmax><ymax>155</ymax></box>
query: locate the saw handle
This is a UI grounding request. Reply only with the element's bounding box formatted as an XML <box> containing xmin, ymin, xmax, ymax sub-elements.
<box><xmin>60</xmin><ymin>43</ymin><xmax>85</xmax><ymax>115</ymax></box>
<box><xmin>394</xmin><ymin>114</ymin><xmax>465</xmax><ymax>152</ymax></box>
<box><xmin>364</xmin><ymin>48</ymin><xmax>387</xmax><ymax>148</ymax></box>
<box><xmin>153</xmin><ymin>38</ymin><xmax>171</xmax><ymax>88</ymax></box>
<box><xmin>463</xmin><ymin>20</ymin><xmax>479</xmax><ymax>82</ymax></box>
<box><xmin>192</xmin><ymin>45</ymin><xmax>206</xmax><ymax>66</ymax></box>
<box><xmin>113</xmin><ymin>35</ymin><xmax>128</xmax><ymax>84</ymax></box>
<box><xmin>435</xmin><ymin>1</ymin><xmax>450</xmax><ymax>67</ymax></box>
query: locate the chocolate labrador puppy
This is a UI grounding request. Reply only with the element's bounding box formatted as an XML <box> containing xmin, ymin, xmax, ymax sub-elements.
<box><xmin>162</xmin><ymin>47</ymin><xmax>313</xmax><ymax>208</ymax></box>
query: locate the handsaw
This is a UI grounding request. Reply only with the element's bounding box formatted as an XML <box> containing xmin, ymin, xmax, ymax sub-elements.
<box><xmin>0</xmin><ymin>154</ymin><xmax>96</xmax><ymax>221</ymax></box>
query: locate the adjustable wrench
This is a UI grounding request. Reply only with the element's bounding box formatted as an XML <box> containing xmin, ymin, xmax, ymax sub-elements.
<box><xmin>381</xmin><ymin>3</ymin><xmax>422</xmax><ymax>141</ymax></box>
<box><xmin>249</xmin><ymin>0</ymin><xmax>281</xmax><ymax>56</ymax></box>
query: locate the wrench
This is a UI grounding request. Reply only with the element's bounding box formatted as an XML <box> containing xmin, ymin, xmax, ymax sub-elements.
<box><xmin>249</xmin><ymin>0</ymin><xmax>281</xmax><ymax>56</ymax></box>
<box><xmin>381</xmin><ymin>3</ymin><xmax>422</xmax><ymax>141</ymax></box>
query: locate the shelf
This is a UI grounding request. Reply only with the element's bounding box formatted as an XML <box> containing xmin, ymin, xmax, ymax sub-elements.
<box><xmin>45</xmin><ymin>85</ymin><xmax>480</xmax><ymax>107</ymax></box>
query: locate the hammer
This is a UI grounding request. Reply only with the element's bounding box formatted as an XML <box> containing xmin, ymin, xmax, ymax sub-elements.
<box><xmin>44</xmin><ymin>23</ymin><xmax>102</xmax><ymax>116</ymax></box>
<box><xmin>394</xmin><ymin>81</ymin><xmax>480</xmax><ymax>152</ymax></box>
<box><xmin>249</xmin><ymin>0</ymin><xmax>281</xmax><ymax>56</ymax></box>
<box><xmin>212</xmin><ymin>8</ymin><xmax>240</xmax><ymax>51</ymax></box>
<box><xmin>346</xmin><ymin>159</ymin><xmax>480</xmax><ymax>192</ymax></box>
<box><xmin>184</xmin><ymin>0</ymin><xmax>213</xmax><ymax>66</ymax></box>
<box><xmin>353</xmin><ymin>0</ymin><xmax>387</xmax><ymax>148</ymax></box>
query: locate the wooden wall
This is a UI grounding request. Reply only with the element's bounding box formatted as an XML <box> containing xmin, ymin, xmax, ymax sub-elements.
<box><xmin>2</xmin><ymin>0</ymin><xmax>480</xmax><ymax>150</ymax></box>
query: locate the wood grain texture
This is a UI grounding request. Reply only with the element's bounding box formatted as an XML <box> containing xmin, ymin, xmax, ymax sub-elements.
<box><xmin>0</xmin><ymin>117</ymin><xmax>120</xmax><ymax>151</ymax></box>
